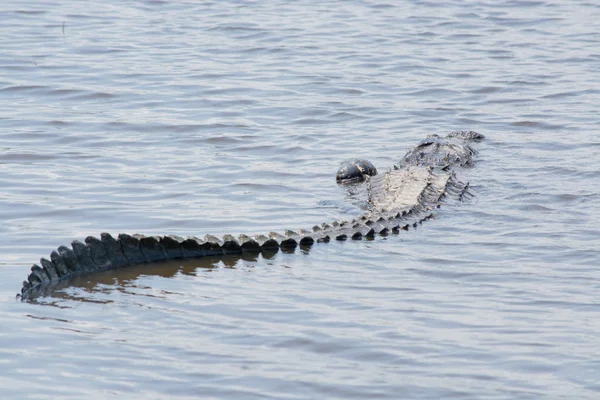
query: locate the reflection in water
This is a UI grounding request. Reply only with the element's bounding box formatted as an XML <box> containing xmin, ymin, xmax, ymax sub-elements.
<box><xmin>28</xmin><ymin>246</ymin><xmax>306</xmax><ymax>305</ymax></box>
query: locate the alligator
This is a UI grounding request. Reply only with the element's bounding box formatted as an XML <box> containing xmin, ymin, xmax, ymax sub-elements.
<box><xmin>17</xmin><ymin>130</ymin><xmax>484</xmax><ymax>300</ymax></box>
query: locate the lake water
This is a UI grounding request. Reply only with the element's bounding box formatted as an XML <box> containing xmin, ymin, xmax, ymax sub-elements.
<box><xmin>1</xmin><ymin>0</ymin><xmax>599</xmax><ymax>399</ymax></box>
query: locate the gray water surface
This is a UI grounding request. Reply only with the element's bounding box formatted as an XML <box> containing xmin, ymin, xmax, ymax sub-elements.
<box><xmin>1</xmin><ymin>1</ymin><xmax>599</xmax><ymax>399</ymax></box>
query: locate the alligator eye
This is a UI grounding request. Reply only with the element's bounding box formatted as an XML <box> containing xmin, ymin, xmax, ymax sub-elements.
<box><xmin>336</xmin><ymin>158</ymin><xmax>377</xmax><ymax>184</ymax></box>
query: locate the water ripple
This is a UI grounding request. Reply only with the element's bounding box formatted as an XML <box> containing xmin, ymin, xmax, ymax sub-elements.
<box><xmin>1</xmin><ymin>0</ymin><xmax>600</xmax><ymax>399</ymax></box>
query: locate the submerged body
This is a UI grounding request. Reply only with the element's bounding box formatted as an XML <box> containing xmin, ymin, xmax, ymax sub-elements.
<box><xmin>18</xmin><ymin>131</ymin><xmax>483</xmax><ymax>300</ymax></box>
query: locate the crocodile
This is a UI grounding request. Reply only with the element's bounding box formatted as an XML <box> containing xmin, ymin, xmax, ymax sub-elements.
<box><xmin>18</xmin><ymin>130</ymin><xmax>484</xmax><ymax>300</ymax></box>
